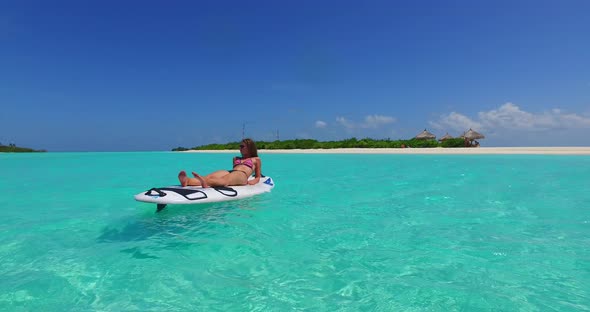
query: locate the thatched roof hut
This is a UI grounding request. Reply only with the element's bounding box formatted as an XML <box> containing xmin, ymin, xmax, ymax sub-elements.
<box><xmin>415</xmin><ymin>129</ymin><xmax>436</xmax><ymax>140</ymax></box>
<box><xmin>459</xmin><ymin>128</ymin><xmax>485</xmax><ymax>147</ymax></box>
<box><xmin>463</xmin><ymin>128</ymin><xmax>485</xmax><ymax>140</ymax></box>
<box><xmin>438</xmin><ymin>133</ymin><xmax>453</xmax><ymax>141</ymax></box>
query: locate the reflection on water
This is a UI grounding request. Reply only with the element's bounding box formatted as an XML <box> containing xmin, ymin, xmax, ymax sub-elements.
<box><xmin>97</xmin><ymin>198</ymin><xmax>264</xmax><ymax>244</ymax></box>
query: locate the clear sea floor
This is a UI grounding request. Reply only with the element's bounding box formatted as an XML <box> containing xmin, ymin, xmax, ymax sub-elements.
<box><xmin>1</xmin><ymin>152</ymin><xmax>589</xmax><ymax>311</ymax></box>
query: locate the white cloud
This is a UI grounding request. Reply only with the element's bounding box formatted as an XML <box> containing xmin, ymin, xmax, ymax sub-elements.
<box><xmin>479</xmin><ymin>102</ymin><xmax>590</xmax><ymax>130</ymax></box>
<box><xmin>430</xmin><ymin>112</ymin><xmax>482</xmax><ymax>132</ymax></box>
<box><xmin>431</xmin><ymin>102</ymin><xmax>590</xmax><ymax>133</ymax></box>
<box><xmin>336</xmin><ymin>116</ymin><xmax>356</xmax><ymax>129</ymax></box>
<box><xmin>315</xmin><ymin>120</ymin><xmax>327</xmax><ymax>128</ymax></box>
<box><xmin>336</xmin><ymin>115</ymin><xmax>396</xmax><ymax>129</ymax></box>
<box><xmin>363</xmin><ymin>115</ymin><xmax>396</xmax><ymax>128</ymax></box>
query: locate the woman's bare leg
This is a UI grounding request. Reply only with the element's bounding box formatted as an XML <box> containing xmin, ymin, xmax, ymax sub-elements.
<box><xmin>206</xmin><ymin>170</ymin><xmax>231</xmax><ymax>180</ymax></box>
<box><xmin>179</xmin><ymin>170</ymin><xmax>203</xmax><ymax>187</ymax></box>
<box><xmin>191</xmin><ymin>172</ymin><xmax>209</xmax><ymax>188</ymax></box>
<box><xmin>194</xmin><ymin>171</ymin><xmax>247</xmax><ymax>187</ymax></box>
<box><xmin>178</xmin><ymin>171</ymin><xmax>189</xmax><ymax>187</ymax></box>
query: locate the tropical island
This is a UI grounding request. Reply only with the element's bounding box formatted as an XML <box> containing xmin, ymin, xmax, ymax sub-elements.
<box><xmin>0</xmin><ymin>143</ymin><xmax>46</xmax><ymax>153</ymax></box>
<box><xmin>172</xmin><ymin>138</ymin><xmax>458</xmax><ymax>151</ymax></box>
<box><xmin>172</xmin><ymin>130</ymin><xmax>479</xmax><ymax>152</ymax></box>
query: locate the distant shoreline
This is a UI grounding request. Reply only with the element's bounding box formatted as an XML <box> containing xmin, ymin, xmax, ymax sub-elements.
<box><xmin>181</xmin><ymin>147</ymin><xmax>590</xmax><ymax>155</ymax></box>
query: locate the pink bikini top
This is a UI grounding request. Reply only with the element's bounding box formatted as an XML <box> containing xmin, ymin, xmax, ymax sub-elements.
<box><xmin>234</xmin><ymin>157</ymin><xmax>254</xmax><ymax>169</ymax></box>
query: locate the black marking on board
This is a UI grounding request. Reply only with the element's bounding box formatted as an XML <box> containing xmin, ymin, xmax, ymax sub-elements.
<box><xmin>157</xmin><ymin>187</ymin><xmax>208</xmax><ymax>200</ymax></box>
<box><xmin>145</xmin><ymin>188</ymin><xmax>167</xmax><ymax>197</ymax></box>
<box><xmin>214</xmin><ymin>186</ymin><xmax>238</xmax><ymax>197</ymax></box>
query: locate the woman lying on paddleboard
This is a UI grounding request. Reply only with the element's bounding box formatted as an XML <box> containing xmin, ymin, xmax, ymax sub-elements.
<box><xmin>178</xmin><ymin>138</ymin><xmax>262</xmax><ymax>188</ymax></box>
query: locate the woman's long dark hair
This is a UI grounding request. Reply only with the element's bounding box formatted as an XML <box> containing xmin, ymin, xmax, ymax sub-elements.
<box><xmin>242</xmin><ymin>138</ymin><xmax>258</xmax><ymax>157</ymax></box>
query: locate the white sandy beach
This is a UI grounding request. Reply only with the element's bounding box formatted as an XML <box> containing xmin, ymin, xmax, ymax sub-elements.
<box><xmin>183</xmin><ymin>147</ymin><xmax>590</xmax><ymax>155</ymax></box>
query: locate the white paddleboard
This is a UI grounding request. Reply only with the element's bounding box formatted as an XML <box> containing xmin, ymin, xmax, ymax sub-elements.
<box><xmin>134</xmin><ymin>176</ymin><xmax>275</xmax><ymax>210</ymax></box>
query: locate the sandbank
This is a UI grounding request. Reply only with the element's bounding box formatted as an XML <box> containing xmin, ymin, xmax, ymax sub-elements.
<box><xmin>182</xmin><ymin>147</ymin><xmax>590</xmax><ymax>155</ymax></box>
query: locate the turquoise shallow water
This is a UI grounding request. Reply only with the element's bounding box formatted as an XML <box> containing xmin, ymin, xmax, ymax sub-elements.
<box><xmin>1</xmin><ymin>152</ymin><xmax>589</xmax><ymax>311</ymax></box>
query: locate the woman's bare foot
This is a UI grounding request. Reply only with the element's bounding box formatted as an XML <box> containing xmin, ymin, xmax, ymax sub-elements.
<box><xmin>178</xmin><ymin>170</ymin><xmax>188</xmax><ymax>187</ymax></box>
<box><xmin>192</xmin><ymin>172</ymin><xmax>209</xmax><ymax>188</ymax></box>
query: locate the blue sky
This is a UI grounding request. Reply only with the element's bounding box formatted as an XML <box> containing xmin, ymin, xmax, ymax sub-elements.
<box><xmin>1</xmin><ymin>0</ymin><xmax>589</xmax><ymax>151</ymax></box>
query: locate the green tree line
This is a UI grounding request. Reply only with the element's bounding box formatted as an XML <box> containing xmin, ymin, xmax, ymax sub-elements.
<box><xmin>0</xmin><ymin>143</ymin><xmax>46</xmax><ymax>153</ymax></box>
<box><xmin>172</xmin><ymin>137</ymin><xmax>466</xmax><ymax>151</ymax></box>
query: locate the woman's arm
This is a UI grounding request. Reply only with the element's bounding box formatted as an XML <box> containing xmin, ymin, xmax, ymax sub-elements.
<box><xmin>247</xmin><ymin>157</ymin><xmax>262</xmax><ymax>185</ymax></box>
